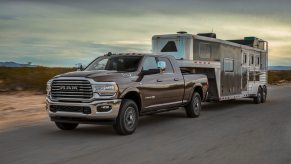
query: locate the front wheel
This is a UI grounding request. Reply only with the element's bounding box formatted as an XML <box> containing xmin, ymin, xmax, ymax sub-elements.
<box><xmin>55</xmin><ymin>122</ymin><xmax>78</xmax><ymax>130</ymax></box>
<box><xmin>185</xmin><ymin>92</ymin><xmax>202</xmax><ymax>118</ymax></box>
<box><xmin>113</xmin><ymin>99</ymin><xmax>139</xmax><ymax>135</ymax></box>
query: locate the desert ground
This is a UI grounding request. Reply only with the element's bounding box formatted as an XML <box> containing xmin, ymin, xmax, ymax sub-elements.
<box><xmin>0</xmin><ymin>91</ymin><xmax>47</xmax><ymax>130</ymax></box>
<box><xmin>1</xmin><ymin>84</ymin><xmax>291</xmax><ymax>164</ymax></box>
<box><xmin>0</xmin><ymin>83</ymin><xmax>289</xmax><ymax>131</ymax></box>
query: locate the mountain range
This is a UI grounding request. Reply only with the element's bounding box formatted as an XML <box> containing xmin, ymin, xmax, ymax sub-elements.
<box><xmin>0</xmin><ymin>62</ymin><xmax>36</xmax><ymax>67</ymax></box>
<box><xmin>268</xmin><ymin>66</ymin><xmax>291</xmax><ymax>70</ymax></box>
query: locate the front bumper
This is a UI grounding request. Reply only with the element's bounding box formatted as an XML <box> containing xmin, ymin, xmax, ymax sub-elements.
<box><xmin>46</xmin><ymin>98</ymin><xmax>122</xmax><ymax>122</ymax></box>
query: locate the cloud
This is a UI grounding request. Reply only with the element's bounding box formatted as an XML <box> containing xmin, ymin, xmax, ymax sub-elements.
<box><xmin>0</xmin><ymin>38</ymin><xmax>151</xmax><ymax>66</ymax></box>
<box><xmin>0</xmin><ymin>0</ymin><xmax>291</xmax><ymax>66</ymax></box>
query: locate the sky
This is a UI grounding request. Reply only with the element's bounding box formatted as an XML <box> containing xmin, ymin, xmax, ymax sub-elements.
<box><xmin>0</xmin><ymin>0</ymin><xmax>291</xmax><ymax>66</ymax></box>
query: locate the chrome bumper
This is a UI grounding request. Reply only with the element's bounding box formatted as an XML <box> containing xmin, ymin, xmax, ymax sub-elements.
<box><xmin>46</xmin><ymin>98</ymin><xmax>122</xmax><ymax>121</ymax></box>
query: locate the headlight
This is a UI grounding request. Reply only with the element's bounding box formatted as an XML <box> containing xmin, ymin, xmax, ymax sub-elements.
<box><xmin>46</xmin><ymin>80</ymin><xmax>52</xmax><ymax>95</ymax></box>
<box><xmin>92</xmin><ymin>83</ymin><xmax>118</xmax><ymax>96</ymax></box>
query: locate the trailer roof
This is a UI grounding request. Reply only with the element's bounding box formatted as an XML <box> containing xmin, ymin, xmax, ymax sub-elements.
<box><xmin>152</xmin><ymin>33</ymin><xmax>267</xmax><ymax>52</ymax></box>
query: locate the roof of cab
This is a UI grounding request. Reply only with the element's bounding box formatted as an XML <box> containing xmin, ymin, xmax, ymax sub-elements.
<box><xmin>103</xmin><ymin>52</ymin><xmax>171</xmax><ymax>58</ymax></box>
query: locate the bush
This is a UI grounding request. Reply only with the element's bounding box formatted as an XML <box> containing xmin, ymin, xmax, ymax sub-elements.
<box><xmin>268</xmin><ymin>71</ymin><xmax>291</xmax><ymax>84</ymax></box>
<box><xmin>1</xmin><ymin>67</ymin><xmax>291</xmax><ymax>93</ymax></box>
<box><xmin>0</xmin><ymin>67</ymin><xmax>75</xmax><ymax>92</ymax></box>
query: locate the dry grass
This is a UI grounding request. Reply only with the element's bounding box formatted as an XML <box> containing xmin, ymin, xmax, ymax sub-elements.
<box><xmin>0</xmin><ymin>67</ymin><xmax>74</xmax><ymax>92</ymax></box>
<box><xmin>268</xmin><ymin>70</ymin><xmax>291</xmax><ymax>84</ymax></box>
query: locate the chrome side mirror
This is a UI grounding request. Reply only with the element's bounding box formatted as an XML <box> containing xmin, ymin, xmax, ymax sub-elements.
<box><xmin>157</xmin><ymin>61</ymin><xmax>166</xmax><ymax>71</ymax></box>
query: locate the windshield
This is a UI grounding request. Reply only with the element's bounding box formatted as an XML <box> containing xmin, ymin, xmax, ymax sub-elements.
<box><xmin>85</xmin><ymin>56</ymin><xmax>142</xmax><ymax>72</ymax></box>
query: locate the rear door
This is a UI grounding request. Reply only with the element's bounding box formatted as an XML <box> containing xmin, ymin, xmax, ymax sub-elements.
<box><xmin>155</xmin><ymin>57</ymin><xmax>184</xmax><ymax>107</ymax></box>
<box><xmin>139</xmin><ymin>56</ymin><xmax>184</xmax><ymax>111</ymax></box>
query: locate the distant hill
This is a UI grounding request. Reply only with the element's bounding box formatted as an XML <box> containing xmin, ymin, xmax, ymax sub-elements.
<box><xmin>269</xmin><ymin>66</ymin><xmax>291</xmax><ymax>70</ymax></box>
<box><xmin>0</xmin><ymin>61</ymin><xmax>36</xmax><ymax>67</ymax></box>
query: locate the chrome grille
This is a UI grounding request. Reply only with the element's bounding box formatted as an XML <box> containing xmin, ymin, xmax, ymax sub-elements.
<box><xmin>51</xmin><ymin>79</ymin><xmax>93</xmax><ymax>100</ymax></box>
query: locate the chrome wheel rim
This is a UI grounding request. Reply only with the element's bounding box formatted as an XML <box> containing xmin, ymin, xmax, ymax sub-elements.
<box><xmin>193</xmin><ymin>96</ymin><xmax>200</xmax><ymax>114</ymax></box>
<box><xmin>258</xmin><ymin>92</ymin><xmax>261</xmax><ymax>101</ymax></box>
<box><xmin>124</xmin><ymin>107</ymin><xmax>136</xmax><ymax>130</ymax></box>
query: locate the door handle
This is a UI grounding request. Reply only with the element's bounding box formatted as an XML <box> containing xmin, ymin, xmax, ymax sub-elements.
<box><xmin>157</xmin><ymin>79</ymin><xmax>163</xmax><ymax>82</ymax></box>
<box><xmin>174</xmin><ymin>78</ymin><xmax>179</xmax><ymax>81</ymax></box>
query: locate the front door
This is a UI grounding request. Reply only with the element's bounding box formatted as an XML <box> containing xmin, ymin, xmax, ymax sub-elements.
<box><xmin>138</xmin><ymin>56</ymin><xmax>161</xmax><ymax>109</ymax></box>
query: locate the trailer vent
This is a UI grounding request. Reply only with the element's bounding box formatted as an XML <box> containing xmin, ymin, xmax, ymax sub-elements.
<box><xmin>197</xmin><ymin>33</ymin><xmax>217</xmax><ymax>38</ymax></box>
<box><xmin>177</xmin><ymin>31</ymin><xmax>187</xmax><ymax>34</ymax></box>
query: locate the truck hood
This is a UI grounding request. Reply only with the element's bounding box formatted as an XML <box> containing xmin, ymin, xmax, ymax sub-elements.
<box><xmin>55</xmin><ymin>70</ymin><xmax>138</xmax><ymax>82</ymax></box>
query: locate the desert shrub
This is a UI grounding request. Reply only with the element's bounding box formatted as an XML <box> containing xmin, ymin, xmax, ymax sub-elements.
<box><xmin>268</xmin><ymin>71</ymin><xmax>291</xmax><ymax>84</ymax></box>
<box><xmin>1</xmin><ymin>67</ymin><xmax>291</xmax><ymax>92</ymax></box>
<box><xmin>0</xmin><ymin>67</ymin><xmax>74</xmax><ymax>92</ymax></box>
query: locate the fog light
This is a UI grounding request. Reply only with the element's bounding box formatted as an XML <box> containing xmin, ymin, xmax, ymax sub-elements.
<box><xmin>50</xmin><ymin>105</ymin><xmax>57</xmax><ymax>113</ymax></box>
<box><xmin>97</xmin><ymin>105</ymin><xmax>112</xmax><ymax>112</ymax></box>
<box><xmin>83</xmin><ymin>107</ymin><xmax>91</xmax><ymax>114</ymax></box>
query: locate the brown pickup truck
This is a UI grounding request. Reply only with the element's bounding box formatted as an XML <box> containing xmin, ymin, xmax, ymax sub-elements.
<box><xmin>46</xmin><ymin>53</ymin><xmax>208</xmax><ymax>135</ymax></box>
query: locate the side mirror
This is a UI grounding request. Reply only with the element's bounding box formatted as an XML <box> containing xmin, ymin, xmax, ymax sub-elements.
<box><xmin>140</xmin><ymin>69</ymin><xmax>161</xmax><ymax>76</ymax></box>
<box><xmin>157</xmin><ymin>61</ymin><xmax>166</xmax><ymax>71</ymax></box>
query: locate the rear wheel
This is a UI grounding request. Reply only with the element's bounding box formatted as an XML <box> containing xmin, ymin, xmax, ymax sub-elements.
<box><xmin>55</xmin><ymin>122</ymin><xmax>78</xmax><ymax>130</ymax></box>
<box><xmin>254</xmin><ymin>87</ymin><xmax>262</xmax><ymax>104</ymax></box>
<box><xmin>185</xmin><ymin>92</ymin><xmax>202</xmax><ymax>118</ymax></box>
<box><xmin>113</xmin><ymin>99</ymin><xmax>139</xmax><ymax>135</ymax></box>
<box><xmin>261</xmin><ymin>86</ymin><xmax>267</xmax><ymax>103</ymax></box>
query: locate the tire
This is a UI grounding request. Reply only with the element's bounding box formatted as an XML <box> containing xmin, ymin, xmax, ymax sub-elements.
<box><xmin>254</xmin><ymin>87</ymin><xmax>262</xmax><ymax>104</ymax></box>
<box><xmin>185</xmin><ymin>92</ymin><xmax>202</xmax><ymax>118</ymax></box>
<box><xmin>113</xmin><ymin>99</ymin><xmax>139</xmax><ymax>135</ymax></box>
<box><xmin>261</xmin><ymin>86</ymin><xmax>267</xmax><ymax>103</ymax></box>
<box><xmin>55</xmin><ymin>122</ymin><xmax>78</xmax><ymax>130</ymax></box>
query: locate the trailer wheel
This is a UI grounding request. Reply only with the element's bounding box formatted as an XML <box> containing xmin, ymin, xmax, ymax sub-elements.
<box><xmin>55</xmin><ymin>122</ymin><xmax>78</xmax><ymax>130</ymax></box>
<box><xmin>185</xmin><ymin>92</ymin><xmax>202</xmax><ymax>118</ymax></box>
<box><xmin>113</xmin><ymin>99</ymin><xmax>139</xmax><ymax>135</ymax></box>
<box><xmin>261</xmin><ymin>86</ymin><xmax>267</xmax><ymax>103</ymax></box>
<box><xmin>254</xmin><ymin>87</ymin><xmax>262</xmax><ymax>104</ymax></box>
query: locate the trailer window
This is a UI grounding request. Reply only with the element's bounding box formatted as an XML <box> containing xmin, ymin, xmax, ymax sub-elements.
<box><xmin>161</xmin><ymin>41</ymin><xmax>177</xmax><ymax>52</ymax></box>
<box><xmin>199</xmin><ymin>43</ymin><xmax>211</xmax><ymax>59</ymax></box>
<box><xmin>223</xmin><ymin>58</ymin><xmax>234</xmax><ymax>72</ymax></box>
<box><xmin>249</xmin><ymin>55</ymin><xmax>254</xmax><ymax>65</ymax></box>
<box><xmin>255</xmin><ymin>55</ymin><xmax>260</xmax><ymax>66</ymax></box>
<box><xmin>243</xmin><ymin>53</ymin><xmax>247</xmax><ymax>64</ymax></box>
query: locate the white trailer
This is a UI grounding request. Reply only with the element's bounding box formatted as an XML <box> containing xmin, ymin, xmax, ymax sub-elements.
<box><xmin>152</xmin><ymin>32</ymin><xmax>268</xmax><ymax>103</ymax></box>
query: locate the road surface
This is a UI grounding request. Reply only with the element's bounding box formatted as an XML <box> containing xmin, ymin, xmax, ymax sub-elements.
<box><xmin>1</xmin><ymin>85</ymin><xmax>291</xmax><ymax>164</ymax></box>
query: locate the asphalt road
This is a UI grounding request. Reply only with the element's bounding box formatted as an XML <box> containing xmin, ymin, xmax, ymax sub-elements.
<box><xmin>1</xmin><ymin>85</ymin><xmax>291</xmax><ymax>164</ymax></box>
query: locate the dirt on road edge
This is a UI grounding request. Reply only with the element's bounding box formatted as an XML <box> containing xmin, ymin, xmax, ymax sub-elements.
<box><xmin>0</xmin><ymin>91</ymin><xmax>47</xmax><ymax>131</ymax></box>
